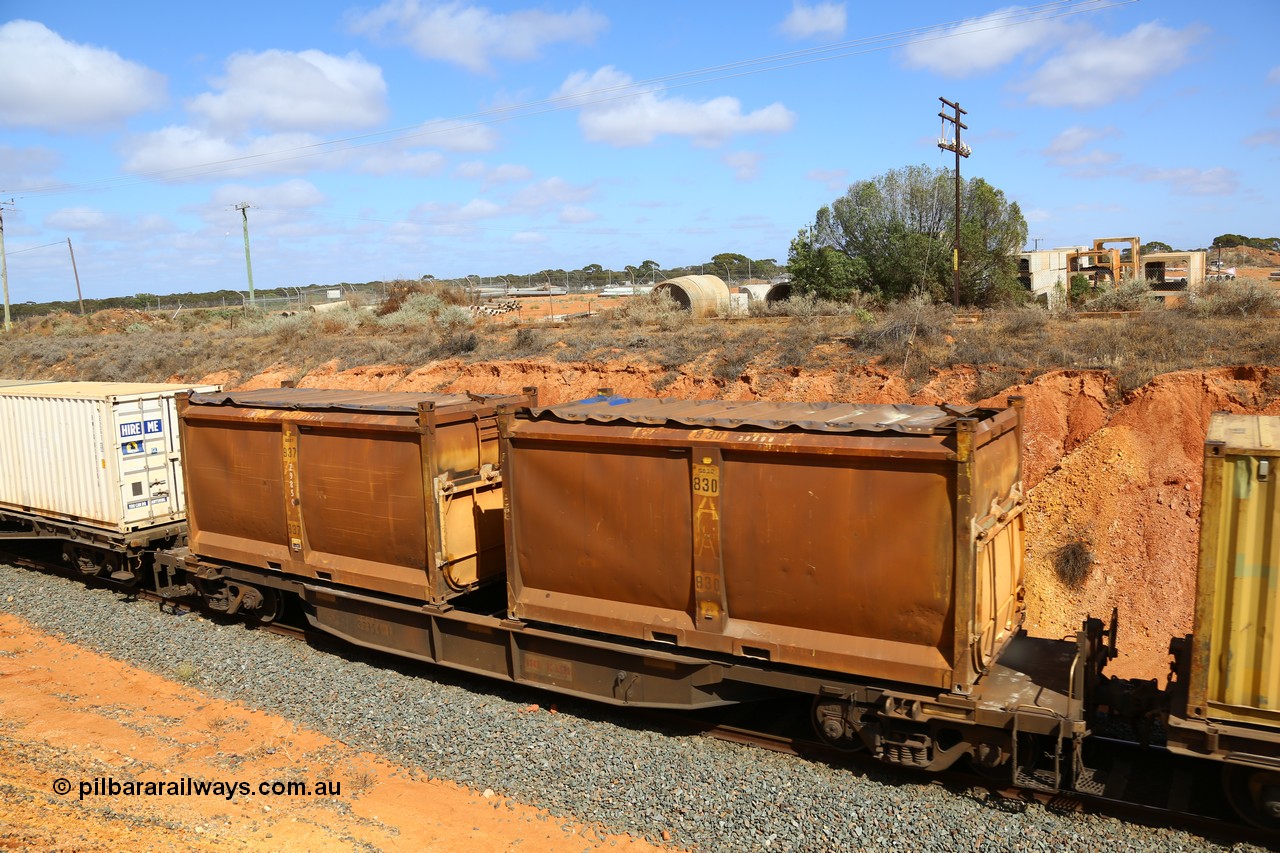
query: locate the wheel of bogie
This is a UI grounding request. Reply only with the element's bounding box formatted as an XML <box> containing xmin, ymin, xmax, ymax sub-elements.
<box><xmin>1222</xmin><ymin>764</ymin><xmax>1280</xmax><ymax>830</ymax></box>
<box><xmin>63</xmin><ymin>544</ymin><xmax>102</xmax><ymax>578</ymax></box>
<box><xmin>966</xmin><ymin>752</ymin><xmax>1012</xmax><ymax>782</ymax></box>
<box><xmin>811</xmin><ymin>696</ymin><xmax>867</xmax><ymax>753</ymax></box>
<box><xmin>250</xmin><ymin>587</ymin><xmax>284</xmax><ymax>626</ymax></box>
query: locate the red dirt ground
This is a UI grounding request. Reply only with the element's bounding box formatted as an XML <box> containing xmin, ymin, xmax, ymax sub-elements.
<box><xmin>0</xmin><ymin>613</ymin><xmax>672</xmax><ymax>853</ymax></box>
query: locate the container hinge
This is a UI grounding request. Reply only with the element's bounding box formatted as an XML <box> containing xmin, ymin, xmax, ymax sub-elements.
<box><xmin>1258</xmin><ymin>459</ymin><xmax>1270</xmax><ymax>482</ymax></box>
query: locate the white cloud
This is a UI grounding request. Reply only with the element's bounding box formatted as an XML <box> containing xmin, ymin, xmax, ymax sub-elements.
<box><xmin>0</xmin><ymin>20</ymin><xmax>165</xmax><ymax>129</ymax></box>
<box><xmin>452</xmin><ymin>159</ymin><xmax>533</xmax><ymax>184</ymax></box>
<box><xmin>511</xmin><ymin>231</ymin><xmax>546</xmax><ymax>244</ymax></box>
<box><xmin>137</xmin><ymin>214</ymin><xmax>177</xmax><ymax>234</ymax></box>
<box><xmin>510</xmin><ymin>177</ymin><xmax>593</xmax><ymax>209</ymax></box>
<box><xmin>413</xmin><ymin>119</ymin><xmax>499</xmax><ymax>152</ymax></box>
<box><xmin>558</xmin><ymin>205</ymin><xmax>597</xmax><ymax>223</ymax></box>
<box><xmin>1042</xmin><ymin>125</ymin><xmax>1121</xmax><ymax>175</ymax></box>
<box><xmin>1243</xmin><ymin>130</ymin><xmax>1280</xmax><ymax>148</ymax></box>
<box><xmin>1023</xmin><ymin>208</ymin><xmax>1052</xmax><ymax>223</ymax></box>
<box><xmin>123</xmin><ymin>124</ymin><xmax>449</xmax><ymax>180</ymax></box>
<box><xmin>1043</xmin><ymin>126</ymin><xmax>1117</xmax><ymax>156</ymax></box>
<box><xmin>44</xmin><ymin>206</ymin><xmax>118</xmax><ymax>233</ymax></box>
<box><xmin>1138</xmin><ymin>166</ymin><xmax>1238</xmax><ymax>196</ymax></box>
<box><xmin>805</xmin><ymin>168</ymin><xmax>847</xmax><ymax>191</ymax></box>
<box><xmin>1023</xmin><ymin>23</ymin><xmax>1206</xmax><ymax>108</ymax></box>
<box><xmin>454</xmin><ymin>198</ymin><xmax>504</xmax><ymax>219</ymax></box>
<box><xmin>188</xmin><ymin>49</ymin><xmax>387</xmax><ymax>133</ymax></box>
<box><xmin>348</xmin><ymin>0</ymin><xmax>607</xmax><ymax>74</ymax></box>
<box><xmin>1268</xmin><ymin>66</ymin><xmax>1280</xmax><ymax>85</ymax></box>
<box><xmin>722</xmin><ymin>151</ymin><xmax>763</xmax><ymax>181</ymax></box>
<box><xmin>358</xmin><ymin>149</ymin><xmax>447</xmax><ymax>176</ymax></box>
<box><xmin>429</xmin><ymin>176</ymin><xmax>594</xmax><ymax>225</ymax></box>
<box><xmin>453</xmin><ymin>161</ymin><xmax>486</xmax><ymax>179</ymax></box>
<box><xmin>487</xmin><ymin>163</ymin><xmax>534</xmax><ymax>183</ymax></box>
<box><xmin>902</xmin><ymin>7</ymin><xmax>1065</xmax><ymax>77</ymax></box>
<box><xmin>210</xmin><ymin>179</ymin><xmax>327</xmax><ymax>210</ymax></box>
<box><xmin>122</xmin><ymin>126</ymin><xmax>331</xmax><ymax>178</ymax></box>
<box><xmin>0</xmin><ymin>145</ymin><xmax>60</xmax><ymax>191</ymax></box>
<box><xmin>779</xmin><ymin>3</ymin><xmax>845</xmax><ymax>41</ymax></box>
<box><xmin>556</xmin><ymin>66</ymin><xmax>795</xmax><ymax>147</ymax></box>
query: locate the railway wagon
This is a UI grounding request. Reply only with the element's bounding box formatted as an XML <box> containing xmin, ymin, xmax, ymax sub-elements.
<box><xmin>164</xmin><ymin>387</ymin><xmax>536</xmax><ymax>619</ymax></box>
<box><xmin>499</xmin><ymin>395</ymin><xmax>1028</xmax><ymax>695</ymax></box>
<box><xmin>0</xmin><ymin>381</ymin><xmax>219</xmax><ymax>580</ymax></box>
<box><xmin>1164</xmin><ymin>412</ymin><xmax>1280</xmax><ymax>828</ymax></box>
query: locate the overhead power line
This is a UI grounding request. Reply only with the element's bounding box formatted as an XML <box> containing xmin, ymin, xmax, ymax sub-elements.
<box><xmin>11</xmin><ymin>0</ymin><xmax>1133</xmax><ymax>198</ymax></box>
<box><xmin>5</xmin><ymin>240</ymin><xmax>65</xmax><ymax>255</ymax></box>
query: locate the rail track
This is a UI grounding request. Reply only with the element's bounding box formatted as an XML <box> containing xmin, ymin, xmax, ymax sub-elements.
<box><xmin>2</xmin><ymin>542</ymin><xmax>1275</xmax><ymax>850</ymax></box>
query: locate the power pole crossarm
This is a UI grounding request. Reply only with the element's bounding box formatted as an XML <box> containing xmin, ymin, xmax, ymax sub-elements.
<box><xmin>937</xmin><ymin>97</ymin><xmax>972</xmax><ymax>308</ymax></box>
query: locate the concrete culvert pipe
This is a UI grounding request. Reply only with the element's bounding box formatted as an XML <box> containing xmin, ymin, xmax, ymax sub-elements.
<box><xmin>741</xmin><ymin>283</ymin><xmax>792</xmax><ymax>304</ymax></box>
<box><xmin>654</xmin><ymin>275</ymin><xmax>730</xmax><ymax>317</ymax></box>
<box><xmin>309</xmin><ymin>301</ymin><xmax>350</xmax><ymax>313</ymax></box>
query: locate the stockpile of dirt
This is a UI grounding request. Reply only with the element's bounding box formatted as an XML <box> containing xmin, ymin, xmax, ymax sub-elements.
<box><xmin>191</xmin><ymin>360</ymin><xmax>1280</xmax><ymax>681</ymax></box>
<box><xmin>1214</xmin><ymin>244</ymin><xmax>1280</xmax><ymax>269</ymax></box>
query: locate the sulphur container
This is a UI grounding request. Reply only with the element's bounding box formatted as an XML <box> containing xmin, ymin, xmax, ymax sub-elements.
<box><xmin>500</xmin><ymin>396</ymin><xmax>1026</xmax><ymax>693</ymax></box>
<box><xmin>1186</xmin><ymin>413</ymin><xmax>1280</xmax><ymax>726</ymax></box>
<box><xmin>179</xmin><ymin>387</ymin><xmax>535</xmax><ymax>603</ymax></box>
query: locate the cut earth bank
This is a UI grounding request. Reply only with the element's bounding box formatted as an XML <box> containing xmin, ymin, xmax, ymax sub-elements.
<box><xmin>185</xmin><ymin>359</ymin><xmax>1280</xmax><ymax>683</ymax></box>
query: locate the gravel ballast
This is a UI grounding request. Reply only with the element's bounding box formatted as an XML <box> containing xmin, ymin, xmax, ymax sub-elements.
<box><xmin>0</xmin><ymin>563</ymin><xmax>1259</xmax><ymax>852</ymax></box>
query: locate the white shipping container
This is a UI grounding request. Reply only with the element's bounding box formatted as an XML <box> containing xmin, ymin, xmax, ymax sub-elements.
<box><xmin>0</xmin><ymin>382</ymin><xmax>219</xmax><ymax>536</ymax></box>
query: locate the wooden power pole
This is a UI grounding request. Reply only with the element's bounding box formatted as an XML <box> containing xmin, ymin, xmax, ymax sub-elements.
<box><xmin>0</xmin><ymin>200</ymin><xmax>11</xmax><ymax>332</ymax></box>
<box><xmin>67</xmin><ymin>237</ymin><xmax>85</xmax><ymax>315</ymax></box>
<box><xmin>235</xmin><ymin>202</ymin><xmax>256</xmax><ymax>306</ymax></box>
<box><xmin>937</xmin><ymin>98</ymin><xmax>971</xmax><ymax>308</ymax></box>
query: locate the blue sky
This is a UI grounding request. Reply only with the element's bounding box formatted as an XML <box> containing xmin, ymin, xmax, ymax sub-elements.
<box><xmin>1</xmin><ymin>0</ymin><xmax>1276</xmax><ymax>302</ymax></box>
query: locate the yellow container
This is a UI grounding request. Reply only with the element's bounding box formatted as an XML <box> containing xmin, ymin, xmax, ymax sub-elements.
<box><xmin>1188</xmin><ymin>414</ymin><xmax>1280</xmax><ymax>726</ymax></box>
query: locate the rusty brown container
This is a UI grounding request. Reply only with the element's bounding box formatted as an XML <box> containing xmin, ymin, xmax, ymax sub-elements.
<box><xmin>501</xmin><ymin>396</ymin><xmax>1026</xmax><ymax>693</ymax></box>
<box><xmin>180</xmin><ymin>387</ymin><xmax>535</xmax><ymax>603</ymax></box>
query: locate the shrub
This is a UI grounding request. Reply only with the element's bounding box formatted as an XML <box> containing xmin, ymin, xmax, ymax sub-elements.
<box><xmin>1189</xmin><ymin>280</ymin><xmax>1280</xmax><ymax>317</ymax></box>
<box><xmin>607</xmin><ymin>291</ymin><xmax>683</xmax><ymax>329</ymax></box>
<box><xmin>997</xmin><ymin>305</ymin><xmax>1048</xmax><ymax>336</ymax></box>
<box><xmin>749</xmin><ymin>291</ymin><xmax>877</xmax><ymax>319</ymax></box>
<box><xmin>849</xmin><ymin>297</ymin><xmax>952</xmax><ymax>356</ymax></box>
<box><xmin>436</xmin><ymin>304</ymin><xmax>474</xmax><ymax>328</ymax></box>
<box><xmin>1053</xmin><ymin>535</ymin><xmax>1094</xmax><ymax>588</ymax></box>
<box><xmin>1083</xmin><ymin>277</ymin><xmax>1153</xmax><ymax>312</ymax></box>
<box><xmin>512</xmin><ymin>327</ymin><xmax>545</xmax><ymax>354</ymax></box>
<box><xmin>970</xmin><ymin>367</ymin><xmax>1022</xmax><ymax>402</ymax></box>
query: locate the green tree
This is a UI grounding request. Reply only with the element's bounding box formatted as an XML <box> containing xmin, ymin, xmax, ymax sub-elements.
<box><xmin>811</xmin><ymin>164</ymin><xmax>1027</xmax><ymax>306</ymax></box>
<box><xmin>787</xmin><ymin>224</ymin><xmax>868</xmax><ymax>300</ymax></box>
<box><xmin>1141</xmin><ymin>241</ymin><xmax>1173</xmax><ymax>254</ymax></box>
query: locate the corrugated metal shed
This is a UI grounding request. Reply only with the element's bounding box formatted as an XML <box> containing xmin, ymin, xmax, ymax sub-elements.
<box><xmin>188</xmin><ymin>388</ymin><xmax>499</xmax><ymax>414</ymax></box>
<box><xmin>523</xmin><ymin>395</ymin><xmax>983</xmax><ymax>435</ymax></box>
